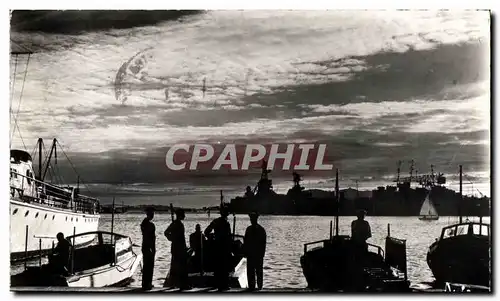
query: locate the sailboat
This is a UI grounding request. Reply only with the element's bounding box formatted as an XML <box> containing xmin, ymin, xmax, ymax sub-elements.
<box><xmin>426</xmin><ymin>165</ymin><xmax>491</xmax><ymax>288</ymax></box>
<box><xmin>419</xmin><ymin>192</ymin><xmax>439</xmax><ymax>221</ymax></box>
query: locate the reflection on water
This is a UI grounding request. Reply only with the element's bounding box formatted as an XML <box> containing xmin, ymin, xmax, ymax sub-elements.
<box><xmin>11</xmin><ymin>214</ymin><xmax>490</xmax><ymax>289</ymax></box>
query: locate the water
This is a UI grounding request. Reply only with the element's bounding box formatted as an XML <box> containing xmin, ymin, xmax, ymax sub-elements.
<box><xmin>93</xmin><ymin>213</ymin><xmax>488</xmax><ymax>289</ymax></box>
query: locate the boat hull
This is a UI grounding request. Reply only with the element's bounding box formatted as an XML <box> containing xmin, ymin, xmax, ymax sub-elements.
<box><xmin>10</xmin><ymin>199</ymin><xmax>100</xmax><ymax>262</ymax></box>
<box><xmin>419</xmin><ymin>216</ymin><xmax>439</xmax><ymax>221</ymax></box>
<box><xmin>427</xmin><ymin>235</ymin><xmax>490</xmax><ymax>287</ymax></box>
<box><xmin>300</xmin><ymin>236</ymin><xmax>410</xmax><ymax>292</ymax></box>
<box><xmin>10</xmin><ymin>252</ymin><xmax>142</xmax><ymax>287</ymax></box>
<box><xmin>67</xmin><ymin>252</ymin><xmax>142</xmax><ymax>287</ymax></box>
<box><xmin>164</xmin><ymin>257</ymin><xmax>248</xmax><ymax>289</ymax></box>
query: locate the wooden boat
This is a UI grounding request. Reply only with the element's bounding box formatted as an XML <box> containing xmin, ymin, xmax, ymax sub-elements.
<box><xmin>444</xmin><ymin>282</ymin><xmax>490</xmax><ymax>293</ymax></box>
<box><xmin>163</xmin><ymin>198</ymin><xmax>247</xmax><ymax>289</ymax></box>
<box><xmin>10</xmin><ymin>231</ymin><xmax>142</xmax><ymax>287</ymax></box>
<box><xmin>300</xmin><ymin>169</ymin><xmax>411</xmax><ymax>292</ymax></box>
<box><xmin>163</xmin><ymin>233</ymin><xmax>248</xmax><ymax>289</ymax></box>
<box><xmin>419</xmin><ymin>191</ymin><xmax>439</xmax><ymax>221</ymax></box>
<box><xmin>427</xmin><ymin>165</ymin><xmax>490</xmax><ymax>287</ymax></box>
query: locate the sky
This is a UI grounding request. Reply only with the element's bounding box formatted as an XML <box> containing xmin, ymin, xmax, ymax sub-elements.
<box><xmin>9</xmin><ymin>10</ymin><xmax>491</xmax><ymax>200</ymax></box>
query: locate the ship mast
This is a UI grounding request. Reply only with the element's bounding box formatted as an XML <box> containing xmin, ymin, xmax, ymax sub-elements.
<box><xmin>459</xmin><ymin>165</ymin><xmax>463</xmax><ymax>223</ymax></box>
<box><xmin>10</xmin><ymin>44</ymin><xmax>33</xmax><ymax>150</ymax></box>
<box><xmin>335</xmin><ymin>168</ymin><xmax>339</xmax><ymax>236</ymax></box>
<box><xmin>396</xmin><ymin>160</ymin><xmax>401</xmax><ymax>183</ymax></box>
<box><xmin>409</xmin><ymin>160</ymin><xmax>414</xmax><ymax>183</ymax></box>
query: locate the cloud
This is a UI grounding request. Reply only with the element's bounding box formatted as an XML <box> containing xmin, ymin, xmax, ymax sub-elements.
<box><xmin>9</xmin><ymin>10</ymin><xmax>490</xmax><ymax>188</ymax></box>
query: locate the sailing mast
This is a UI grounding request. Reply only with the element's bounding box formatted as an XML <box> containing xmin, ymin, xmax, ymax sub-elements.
<box><xmin>335</xmin><ymin>168</ymin><xmax>339</xmax><ymax>236</ymax></box>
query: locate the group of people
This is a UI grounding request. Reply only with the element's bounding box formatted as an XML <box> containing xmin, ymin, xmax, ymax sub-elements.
<box><xmin>44</xmin><ymin>208</ymin><xmax>371</xmax><ymax>292</ymax></box>
<box><xmin>140</xmin><ymin>206</ymin><xmax>267</xmax><ymax>291</ymax></box>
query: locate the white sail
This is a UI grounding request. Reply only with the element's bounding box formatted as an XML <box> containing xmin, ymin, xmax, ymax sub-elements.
<box><xmin>419</xmin><ymin>193</ymin><xmax>438</xmax><ymax>217</ymax></box>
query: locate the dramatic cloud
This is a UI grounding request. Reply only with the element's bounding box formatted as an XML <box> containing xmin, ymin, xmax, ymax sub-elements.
<box><xmin>10</xmin><ymin>10</ymin><xmax>490</xmax><ymax>203</ymax></box>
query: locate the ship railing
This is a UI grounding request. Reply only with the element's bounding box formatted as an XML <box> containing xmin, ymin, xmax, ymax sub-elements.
<box><xmin>10</xmin><ymin>170</ymin><xmax>99</xmax><ymax>213</ymax></box>
<box><xmin>303</xmin><ymin>239</ymin><xmax>328</xmax><ymax>254</ymax></box>
<box><xmin>367</xmin><ymin>243</ymin><xmax>384</xmax><ymax>257</ymax></box>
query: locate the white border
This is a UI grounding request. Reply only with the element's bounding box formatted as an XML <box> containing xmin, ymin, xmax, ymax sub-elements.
<box><xmin>2</xmin><ymin>2</ymin><xmax>498</xmax><ymax>301</ymax></box>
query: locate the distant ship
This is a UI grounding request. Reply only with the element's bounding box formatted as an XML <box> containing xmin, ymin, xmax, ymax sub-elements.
<box><xmin>229</xmin><ymin>160</ymin><xmax>490</xmax><ymax>217</ymax></box>
<box><xmin>230</xmin><ymin>161</ymin><xmax>336</xmax><ymax>216</ymax></box>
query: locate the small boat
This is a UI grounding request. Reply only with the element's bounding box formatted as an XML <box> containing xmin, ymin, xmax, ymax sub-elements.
<box><xmin>444</xmin><ymin>282</ymin><xmax>490</xmax><ymax>293</ymax></box>
<box><xmin>427</xmin><ymin>166</ymin><xmax>491</xmax><ymax>287</ymax></box>
<box><xmin>419</xmin><ymin>191</ymin><xmax>439</xmax><ymax>221</ymax></box>
<box><xmin>164</xmin><ymin>198</ymin><xmax>248</xmax><ymax>289</ymax></box>
<box><xmin>10</xmin><ymin>231</ymin><xmax>142</xmax><ymax>287</ymax></box>
<box><xmin>163</xmin><ymin>234</ymin><xmax>248</xmax><ymax>289</ymax></box>
<box><xmin>300</xmin><ymin>169</ymin><xmax>411</xmax><ymax>292</ymax></box>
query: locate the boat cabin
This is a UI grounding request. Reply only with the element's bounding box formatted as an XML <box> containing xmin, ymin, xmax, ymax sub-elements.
<box><xmin>10</xmin><ymin>148</ymin><xmax>99</xmax><ymax>214</ymax></box>
<box><xmin>440</xmin><ymin>222</ymin><xmax>490</xmax><ymax>240</ymax></box>
<box><xmin>64</xmin><ymin>231</ymin><xmax>133</xmax><ymax>274</ymax></box>
<box><xmin>10</xmin><ymin>149</ymin><xmax>37</xmax><ymax>199</ymax></box>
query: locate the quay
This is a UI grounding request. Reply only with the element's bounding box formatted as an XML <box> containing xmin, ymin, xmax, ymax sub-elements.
<box><xmin>10</xmin><ymin>286</ymin><xmax>447</xmax><ymax>293</ymax></box>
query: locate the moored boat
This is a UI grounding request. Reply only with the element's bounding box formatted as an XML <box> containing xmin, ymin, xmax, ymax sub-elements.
<box><xmin>10</xmin><ymin>231</ymin><xmax>142</xmax><ymax>287</ymax></box>
<box><xmin>164</xmin><ymin>197</ymin><xmax>248</xmax><ymax>290</ymax></box>
<box><xmin>426</xmin><ymin>166</ymin><xmax>491</xmax><ymax>287</ymax></box>
<box><xmin>163</xmin><ymin>234</ymin><xmax>248</xmax><ymax>289</ymax></box>
<box><xmin>300</xmin><ymin>169</ymin><xmax>411</xmax><ymax>292</ymax></box>
<box><xmin>10</xmin><ymin>47</ymin><xmax>101</xmax><ymax>262</ymax></box>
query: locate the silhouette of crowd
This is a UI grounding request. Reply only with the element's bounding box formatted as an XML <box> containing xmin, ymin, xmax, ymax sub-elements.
<box><xmin>140</xmin><ymin>206</ymin><xmax>267</xmax><ymax>292</ymax></box>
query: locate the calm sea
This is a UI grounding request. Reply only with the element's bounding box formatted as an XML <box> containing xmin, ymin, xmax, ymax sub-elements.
<box><xmin>92</xmin><ymin>213</ymin><xmax>488</xmax><ymax>289</ymax></box>
<box><xmin>11</xmin><ymin>213</ymin><xmax>489</xmax><ymax>289</ymax></box>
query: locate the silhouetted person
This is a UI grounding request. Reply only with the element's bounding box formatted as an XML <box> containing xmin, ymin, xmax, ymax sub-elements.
<box><xmin>165</xmin><ymin>208</ymin><xmax>189</xmax><ymax>289</ymax></box>
<box><xmin>245</xmin><ymin>186</ymin><xmax>255</xmax><ymax>198</ymax></box>
<box><xmin>205</xmin><ymin>206</ymin><xmax>232</xmax><ymax>291</ymax></box>
<box><xmin>141</xmin><ymin>207</ymin><xmax>156</xmax><ymax>290</ymax></box>
<box><xmin>350</xmin><ymin>209</ymin><xmax>371</xmax><ymax>291</ymax></box>
<box><xmin>351</xmin><ymin>209</ymin><xmax>371</xmax><ymax>250</ymax></box>
<box><xmin>50</xmin><ymin>232</ymin><xmax>71</xmax><ymax>274</ymax></box>
<box><xmin>244</xmin><ymin>212</ymin><xmax>266</xmax><ymax>291</ymax></box>
<box><xmin>189</xmin><ymin>224</ymin><xmax>206</xmax><ymax>272</ymax></box>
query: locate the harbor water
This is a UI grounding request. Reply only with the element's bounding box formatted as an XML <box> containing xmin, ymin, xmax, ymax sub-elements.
<box><xmin>12</xmin><ymin>213</ymin><xmax>483</xmax><ymax>289</ymax></box>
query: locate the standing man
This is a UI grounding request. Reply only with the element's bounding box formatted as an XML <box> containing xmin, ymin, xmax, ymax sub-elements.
<box><xmin>244</xmin><ymin>212</ymin><xmax>267</xmax><ymax>291</ymax></box>
<box><xmin>140</xmin><ymin>207</ymin><xmax>156</xmax><ymax>290</ymax></box>
<box><xmin>350</xmin><ymin>209</ymin><xmax>371</xmax><ymax>291</ymax></box>
<box><xmin>189</xmin><ymin>224</ymin><xmax>206</xmax><ymax>271</ymax></box>
<box><xmin>351</xmin><ymin>209</ymin><xmax>372</xmax><ymax>251</ymax></box>
<box><xmin>165</xmin><ymin>208</ymin><xmax>189</xmax><ymax>289</ymax></box>
<box><xmin>204</xmin><ymin>206</ymin><xmax>232</xmax><ymax>291</ymax></box>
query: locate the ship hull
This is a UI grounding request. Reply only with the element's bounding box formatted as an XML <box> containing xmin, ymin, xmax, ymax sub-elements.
<box><xmin>10</xmin><ymin>199</ymin><xmax>100</xmax><ymax>262</ymax></box>
<box><xmin>427</xmin><ymin>235</ymin><xmax>490</xmax><ymax>287</ymax></box>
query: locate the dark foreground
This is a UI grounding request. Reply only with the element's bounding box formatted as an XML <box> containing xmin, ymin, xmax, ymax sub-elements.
<box><xmin>10</xmin><ymin>284</ymin><xmax>491</xmax><ymax>293</ymax></box>
<box><xmin>11</xmin><ymin>286</ymin><xmax>440</xmax><ymax>293</ymax></box>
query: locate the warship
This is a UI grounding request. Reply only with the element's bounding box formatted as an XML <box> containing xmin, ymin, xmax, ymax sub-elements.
<box><xmin>229</xmin><ymin>160</ymin><xmax>489</xmax><ymax>217</ymax></box>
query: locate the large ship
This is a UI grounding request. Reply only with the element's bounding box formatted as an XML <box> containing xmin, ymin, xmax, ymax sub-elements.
<box><xmin>10</xmin><ymin>45</ymin><xmax>101</xmax><ymax>262</ymax></box>
<box><xmin>10</xmin><ymin>139</ymin><xmax>101</xmax><ymax>262</ymax></box>
<box><xmin>229</xmin><ymin>160</ymin><xmax>490</xmax><ymax>217</ymax></box>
